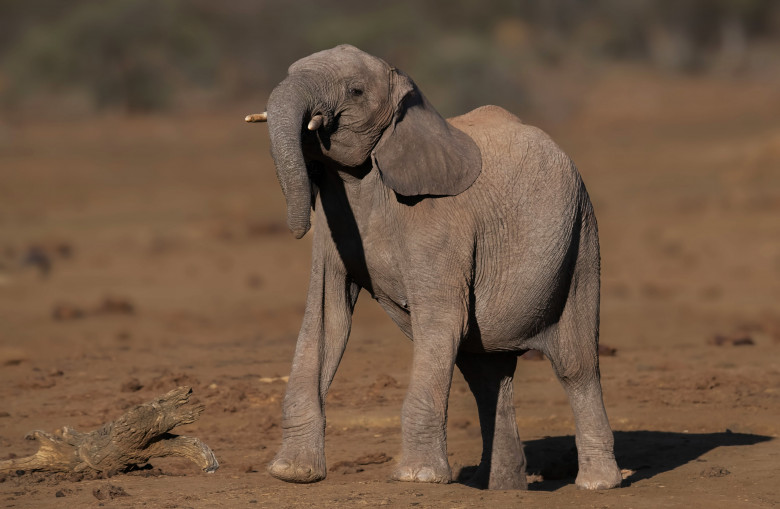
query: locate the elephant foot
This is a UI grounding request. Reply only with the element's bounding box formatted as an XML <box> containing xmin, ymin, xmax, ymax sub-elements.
<box><xmin>267</xmin><ymin>447</ymin><xmax>326</xmax><ymax>484</ymax></box>
<box><xmin>575</xmin><ymin>457</ymin><xmax>622</xmax><ymax>490</ymax></box>
<box><xmin>464</xmin><ymin>462</ymin><xmax>527</xmax><ymax>490</ymax></box>
<box><xmin>391</xmin><ymin>456</ymin><xmax>451</xmax><ymax>484</ymax></box>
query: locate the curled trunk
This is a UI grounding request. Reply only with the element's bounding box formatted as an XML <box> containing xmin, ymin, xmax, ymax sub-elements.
<box><xmin>267</xmin><ymin>79</ymin><xmax>315</xmax><ymax>239</ymax></box>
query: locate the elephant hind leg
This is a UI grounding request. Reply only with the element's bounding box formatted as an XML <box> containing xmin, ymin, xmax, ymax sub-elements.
<box><xmin>542</xmin><ymin>262</ymin><xmax>622</xmax><ymax>490</ymax></box>
<box><xmin>456</xmin><ymin>352</ymin><xmax>527</xmax><ymax>490</ymax></box>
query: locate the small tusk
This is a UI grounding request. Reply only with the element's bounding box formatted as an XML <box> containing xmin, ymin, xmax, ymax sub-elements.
<box><xmin>245</xmin><ymin>112</ymin><xmax>267</xmax><ymax>123</ymax></box>
<box><xmin>307</xmin><ymin>115</ymin><xmax>323</xmax><ymax>131</ymax></box>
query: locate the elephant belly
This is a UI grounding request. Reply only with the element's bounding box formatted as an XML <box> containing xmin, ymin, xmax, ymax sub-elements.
<box><xmin>466</xmin><ymin>292</ymin><xmax>562</xmax><ymax>353</ymax></box>
<box><xmin>462</xmin><ymin>246</ymin><xmax>575</xmax><ymax>353</ymax></box>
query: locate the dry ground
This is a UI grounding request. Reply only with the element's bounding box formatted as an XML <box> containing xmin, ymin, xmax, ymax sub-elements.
<box><xmin>1</xmin><ymin>67</ymin><xmax>779</xmax><ymax>508</ymax></box>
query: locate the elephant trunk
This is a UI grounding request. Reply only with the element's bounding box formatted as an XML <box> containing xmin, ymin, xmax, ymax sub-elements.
<box><xmin>267</xmin><ymin>78</ymin><xmax>316</xmax><ymax>239</ymax></box>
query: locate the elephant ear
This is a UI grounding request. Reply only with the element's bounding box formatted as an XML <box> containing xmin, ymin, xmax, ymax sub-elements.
<box><xmin>372</xmin><ymin>70</ymin><xmax>481</xmax><ymax>197</ymax></box>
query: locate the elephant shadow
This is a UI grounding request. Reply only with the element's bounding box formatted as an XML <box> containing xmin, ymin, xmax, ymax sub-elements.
<box><xmin>455</xmin><ymin>430</ymin><xmax>772</xmax><ymax>491</ymax></box>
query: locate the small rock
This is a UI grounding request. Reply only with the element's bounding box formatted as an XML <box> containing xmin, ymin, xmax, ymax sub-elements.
<box><xmin>22</xmin><ymin>245</ymin><xmax>51</xmax><ymax>276</ymax></box>
<box><xmin>95</xmin><ymin>297</ymin><xmax>135</xmax><ymax>315</ymax></box>
<box><xmin>701</xmin><ymin>466</ymin><xmax>731</xmax><ymax>478</ymax></box>
<box><xmin>598</xmin><ymin>344</ymin><xmax>617</xmax><ymax>356</ymax></box>
<box><xmin>354</xmin><ymin>452</ymin><xmax>392</xmax><ymax>465</ymax></box>
<box><xmin>329</xmin><ymin>452</ymin><xmax>392</xmax><ymax>474</ymax></box>
<box><xmin>93</xmin><ymin>484</ymin><xmax>130</xmax><ymax>500</ymax></box>
<box><xmin>695</xmin><ymin>376</ymin><xmax>720</xmax><ymax>390</ymax></box>
<box><xmin>120</xmin><ymin>378</ymin><xmax>143</xmax><ymax>393</ymax></box>
<box><xmin>449</xmin><ymin>418</ymin><xmax>471</xmax><ymax>429</ymax></box>
<box><xmin>52</xmin><ymin>304</ymin><xmax>85</xmax><ymax>321</ymax></box>
<box><xmin>709</xmin><ymin>333</ymin><xmax>754</xmax><ymax>346</ymax></box>
<box><xmin>329</xmin><ymin>460</ymin><xmax>363</xmax><ymax>474</ymax></box>
<box><xmin>54</xmin><ymin>242</ymin><xmax>73</xmax><ymax>259</ymax></box>
<box><xmin>55</xmin><ymin>490</ymin><xmax>66</xmax><ymax>497</ymax></box>
<box><xmin>369</xmin><ymin>374</ymin><xmax>401</xmax><ymax>392</ymax></box>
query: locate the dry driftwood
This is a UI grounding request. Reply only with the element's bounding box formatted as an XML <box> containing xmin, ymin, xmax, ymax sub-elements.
<box><xmin>0</xmin><ymin>386</ymin><xmax>218</xmax><ymax>475</ymax></box>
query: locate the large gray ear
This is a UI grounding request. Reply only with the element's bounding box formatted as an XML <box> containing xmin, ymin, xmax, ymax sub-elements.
<box><xmin>372</xmin><ymin>70</ymin><xmax>481</xmax><ymax>197</ymax></box>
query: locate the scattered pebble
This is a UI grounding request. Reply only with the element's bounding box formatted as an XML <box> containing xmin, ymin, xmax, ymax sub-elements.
<box><xmin>369</xmin><ymin>374</ymin><xmax>401</xmax><ymax>392</ymax></box>
<box><xmin>599</xmin><ymin>344</ymin><xmax>618</xmax><ymax>356</ymax></box>
<box><xmin>19</xmin><ymin>242</ymin><xmax>74</xmax><ymax>277</ymax></box>
<box><xmin>701</xmin><ymin>466</ymin><xmax>731</xmax><ymax>478</ymax></box>
<box><xmin>329</xmin><ymin>452</ymin><xmax>392</xmax><ymax>474</ymax></box>
<box><xmin>95</xmin><ymin>297</ymin><xmax>135</xmax><ymax>315</ymax></box>
<box><xmin>93</xmin><ymin>484</ymin><xmax>130</xmax><ymax>500</ymax></box>
<box><xmin>449</xmin><ymin>418</ymin><xmax>471</xmax><ymax>429</ymax></box>
<box><xmin>53</xmin><ymin>296</ymin><xmax>136</xmax><ymax>321</ymax></box>
<box><xmin>120</xmin><ymin>378</ymin><xmax>143</xmax><ymax>393</ymax></box>
<box><xmin>22</xmin><ymin>246</ymin><xmax>51</xmax><ymax>276</ymax></box>
<box><xmin>709</xmin><ymin>333</ymin><xmax>754</xmax><ymax>346</ymax></box>
<box><xmin>52</xmin><ymin>304</ymin><xmax>85</xmax><ymax>321</ymax></box>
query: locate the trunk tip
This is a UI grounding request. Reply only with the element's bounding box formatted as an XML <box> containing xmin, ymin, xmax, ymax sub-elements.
<box><xmin>291</xmin><ymin>224</ymin><xmax>310</xmax><ymax>239</ymax></box>
<box><xmin>288</xmin><ymin>216</ymin><xmax>311</xmax><ymax>239</ymax></box>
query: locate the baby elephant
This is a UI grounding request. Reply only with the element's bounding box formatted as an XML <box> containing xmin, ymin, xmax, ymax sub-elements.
<box><xmin>250</xmin><ymin>44</ymin><xmax>621</xmax><ymax>490</ymax></box>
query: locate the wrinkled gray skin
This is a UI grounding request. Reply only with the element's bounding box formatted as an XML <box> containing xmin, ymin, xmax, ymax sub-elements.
<box><xmin>262</xmin><ymin>44</ymin><xmax>621</xmax><ymax>490</ymax></box>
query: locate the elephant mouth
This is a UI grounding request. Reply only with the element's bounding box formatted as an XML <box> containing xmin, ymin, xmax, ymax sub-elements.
<box><xmin>301</xmin><ymin>112</ymin><xmax>334</xmax><ymax>159</ymax></box>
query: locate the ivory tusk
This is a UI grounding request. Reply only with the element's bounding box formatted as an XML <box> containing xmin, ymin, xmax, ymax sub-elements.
<box><xmin>307</xmin><ymin>115</ymin><xmax>324</xmax><ymax>131</ymax></box>
<box><xmin>245</xmin><ymin>112</ymin><xmax>267</xmax><ymax>123</ymax></box>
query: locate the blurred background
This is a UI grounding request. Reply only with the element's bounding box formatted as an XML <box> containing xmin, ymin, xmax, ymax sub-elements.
<box><xmin>1</xmin><ymin>2</ymin><xmax>780</xmax><ymax>505</ymax></box>
<box><xmin>2</xmin><ymin>0</ymin><xmax>778</xmax><ymax>343</ymax></box>
<box><xmin>2</xmin><ymin>0</ymin><xmax>780</xmax><ymax>117</ymax></box>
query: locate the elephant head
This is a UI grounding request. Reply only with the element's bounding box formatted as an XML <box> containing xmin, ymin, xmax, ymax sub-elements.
<box><xmin>258</xmin><ymin>44</ymin><xmax>481</xmax><ymax>239</ymax></box>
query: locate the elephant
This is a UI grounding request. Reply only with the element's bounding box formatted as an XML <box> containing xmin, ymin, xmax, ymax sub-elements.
<box><xmin>247</xmin><ymin>44</ymin><xmax>622</xmax><ymax>491</ymax></box>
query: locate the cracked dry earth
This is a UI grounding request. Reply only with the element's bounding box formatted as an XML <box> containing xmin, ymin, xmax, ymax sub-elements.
<box><xmin>1</xmin><ymin>69</ymin><xmax>780</xmax><ymax>508</ymax></box>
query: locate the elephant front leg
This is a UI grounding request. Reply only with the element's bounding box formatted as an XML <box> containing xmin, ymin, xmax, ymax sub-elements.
<box><xmin>268</xmin><ymin>262</ymin><xmax>359</xmax><ymax>483</ymax></box>
<box><xmin>267</xmin><ymin>340</ymin><xmax>329</xmax><ymax>483</ymax></box>
<box><xmin>392</xmin><ymin>310</ymin><xmax>463</xmax><ymax>484</ymax></box>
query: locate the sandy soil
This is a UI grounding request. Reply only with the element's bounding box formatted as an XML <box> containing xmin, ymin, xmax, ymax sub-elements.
<box><xmin>1</xmin><ymin>68</ymin><xmax>779</xmax><ymax>508</ymax></box>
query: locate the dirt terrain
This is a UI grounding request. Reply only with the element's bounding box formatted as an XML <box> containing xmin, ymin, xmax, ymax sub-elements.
<box><xmin>1</xmin><ymin>68</ymin><xmax>779</xmax><ymax>508</ymax></box>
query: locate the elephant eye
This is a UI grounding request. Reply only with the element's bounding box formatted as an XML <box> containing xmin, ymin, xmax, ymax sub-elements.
<box><xmin>349</xmin><ymin>87</ymin><xmax>364</xmax><ymax>97</ymax></box>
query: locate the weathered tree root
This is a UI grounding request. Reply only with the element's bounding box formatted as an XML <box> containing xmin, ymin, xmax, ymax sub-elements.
<box><xmin>0</xmin><ymin>386</ymin><xmax>218</xmax><ymax>475</ymax></box>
